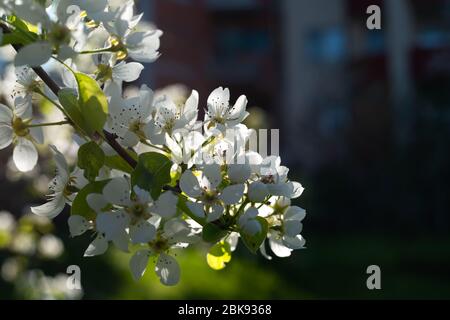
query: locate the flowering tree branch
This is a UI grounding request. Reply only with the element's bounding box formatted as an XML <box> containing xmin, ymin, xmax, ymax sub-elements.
<box><xmin>1</xmin><ymin>22</ymin><xmax>137</xmax><ymax>169</ymax></box>
<box><xmin>0</xmin><ymin>0</ymin><xmax>306</xmax><ymax>287</ymax></box>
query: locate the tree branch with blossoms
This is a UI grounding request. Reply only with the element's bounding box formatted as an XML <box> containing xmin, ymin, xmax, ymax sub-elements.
<box><xmin>0</xmin><ymin>0</ymin><xmax>306</xmax><ymax>286</ymax></box>
<box><xmin>1</xmin><ymin>24</ymin><xmax>138</xmax><ymax>169</ymax></box>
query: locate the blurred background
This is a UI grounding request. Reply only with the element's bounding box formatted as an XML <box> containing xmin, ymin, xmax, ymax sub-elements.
<box><xmin>1</xmin><ymin>0</ymin><xmax>450</xmax><ymax>299</ymax></box>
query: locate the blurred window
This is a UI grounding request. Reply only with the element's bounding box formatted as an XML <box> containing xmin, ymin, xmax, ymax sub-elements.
<box><xmin>306</xmin><ymin>27</ymin><xmax>347</xmax><ymax>64</ymax></box>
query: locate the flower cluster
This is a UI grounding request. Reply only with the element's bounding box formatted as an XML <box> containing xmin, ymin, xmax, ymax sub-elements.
<box><xmin>0</xmin><ymin>0</ymin><xmax>307</xmax><ymax>286</ymax></box>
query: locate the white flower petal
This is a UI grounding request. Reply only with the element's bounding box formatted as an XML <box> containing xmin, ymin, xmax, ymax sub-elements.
<box><xmin>163</xmin><ymin>219</ymin><xmax>199</xmax><ymax>244</ymax></box>
<box><xmin>15</xmin><ymin>41</ymin><xmax>52</xmax><ymax>67</ymax></box>
<box><xmin>259</xmin><ymin>240</ymin><xmax>273</xmax><ymax>260</ymax></box>
<box><xmin>139</xmin><ymin>84</ymin><xmax>154</xmax><ymax>111</ymax></box>
<box><xmin>133</xmin><ymin>186</ymin><xmax>152</xmax><ymax>203</ymax></box>
<box><xmin>84</xmin><ymin>234</ymin><xmax>108</xmax><ymax>257</ymax></box>
<box><xmin>184</xmin><ymin>90</ymin><xmax>199</xmax><ymax>114</ymax></box>
<box><xmin>96</xmin><ymin>211</ymin><xmax>130</xmax><ymax>241</ymax></box>
<box><xmin>269</xmin><ymin>236</ymin><xmax>292</xmax><ymax>258</ymax></box>
<box><xmin>0</xmin><ymin>103</ymin><xmax>12</xmax><ymax>122</ymax></box>
<box><xmin>68</xmin><ymin>215</ymin><xmax>90</xmax><ymax>237</ymax></box>
<box><xmin>57</xmin><ymin>45</ymin><xmax>76</xmax><ymax>60</ymax></box>
<box><xmin>119</xmin><ymin>130</ymin><xmax>139</xmax><ymax>147</ymax></box>
<box><xmin>227</xmin><ymin>164</ymin><xmax>251</xmax><ymax>184</ymax></box>
<box><xmin>284</xmin><ymin>206</ymin><xmax>306</xmax><ymax>222</ymax></box>
<box><xmin>103</xmin><ymin>177</ymin><xmax>131</xmax><ymax>206</ymax></box>
<box><xmin>86</xmin><ymin>194</ymin><xmax>108</xmax><ymax>212</ymax></box>
<box><xmin>163</xmin><ymin>218</ymin><xmax>189</xmax><ymax>238</ymax></box>
<box><xmin>143</xmin><ymin>121</ymin><xmax>165</xmax><ymax>145</ymax></box>
<box><xmin>29</xmin><ymin>126</ymin><xmax>44</xmax><ymax>144</ymax></box>
<box><xmin>206</xmin><ymin>204</ymin><xmax>224</xmax><ymax>222</ymax></box>
<box><xmin>227</xmin><ymin>232</ymin><xmax>239</xmax><ymax>252</ymax></box>
<box><xmin>283</xmin><ymin>234</ymin><xmax>306</xmax><ymax>249</ymax></box>
<box><xmin>112</xmin><ymin>230</ymin><xmax>130</xmax><ymax>252</ymax></box>
<box><xmin>289</xmin><ymin>181</ymin><xmax>305</xmax><ymax>199</ymax></box>
<box><xmin>49</xmin><ymin>145</ymin><xmax>69</xmax><ymax>180</ymax></box>
<box><xmin>129</xmin><ymin>249</ymin><xmax>151</xmax><ymax>281</ymax></box>
<box><xmin>242</xmin><ymin>220</ymin><xmax>261</xmax><ymax>235</ymax></box>
<box><xmin>152</xmin><ymin>191</ymin><xmax>178</xmax><ymax>218</ymax></box>
<box><xmin>186</xmin><ymin>202</ymin><xmax>205</xmax><ymax>219</ymax></box>
<box><xmin>248</xmin><ymin>181</ymin><xmax>269</xmax><ymax>203</ymax></box>
<box><xmin>71</xmin><ymin>169</ymin><xmax>88</xmax><ymax>187</ymax></box>
<box><xmin>266</xmin><ymin>183</ymin><xmax>292</xmax><ymax>197</ymax></box>
<box><xmin>182</xmin><ymin>90</ymin><xmax>199</xmax><ymax>125</ymax></box>
<box><xmin>13</xmin><ymin>138</ymin><xmax>38</xmax><ymax>172</ymax></box>
<box><xmin>14</xmin><ymin>98</ymin><xmax>32</xmax><ymax>118</ymax></box>
<box><xmin>219</xmin><ymin>184</ymin><xmax>244</xmax><ymax>205</ymax></box>
<box><xmin>207</xmin><ymin>87</ymin><xmax>230</xmax><ymax>112</ymax></box>
<box><xmin>129</xmin><ymin>220</ymin><xmax>156</xmax><ymax>244</ymax></box>
<box><xmin>179</xmin><ymin>170</ymin><xmax>202</xmax><ymax>198</ymax></box>
<box><xmin>228</xmin><ymin>94</ymin><xmax>247</xmax><ymax>119</ymax></box>
<box><xmin>31</xmin><ymin>193</ymin><xmax>66</xmax><ymax>219</ymax></box>
<box><xmin>113</xmin><ymin>61</ymin><xmax>144</xmax><ymax>82</ymax></box>
<box><xmin>284</xmin><ymin>220</ymin><xmax>303</xmax><ymax>238</ymax></box>
<box><xmin>0</xmin><ymin>125</ymin><xmax>13</xmax><ymax>149</ymax></box>
<box><xmin>202</xmin><ymin>164</ymin><xmax>222</xmax><ymax>190</ymax></box>
<box><xmin>155</xmin><ymin>253</ymin><xmax>180</xmax><ymax>286</ymax></box>
<box><xmin>165</xmin><ymin>134</ymin><xmax>183</xmax><ymax>164</ymax></box>
<box><xmin>243</xmin><ymin>207</ymin><xmax>259</xmax><ymax>220</ymax></box>
<box><xmin>127</xmin><ymin>30</ymin><xmax>162</xmax><ymax>63</ymax></box>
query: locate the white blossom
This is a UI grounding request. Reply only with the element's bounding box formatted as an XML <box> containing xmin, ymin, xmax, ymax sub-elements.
<box><xmin>103</xmin><ymin>0</ymin><xmax>162</xmax><ymax>63</ymax></box>
<box><xmin>129</xmin><ymin>218</ymin><xmax>198</xmax><ymax>285</ymax></box>
<box><xmin>106</xmin><ymin>84</ymin><xmax>154</xmax><ymax>147</ymax></box>
<box><xmin>180</xmin><ymin>164</ymin><xmax>245</xmax><ymax>222</ymax></box>
<box><xmin>144</xmin><ymin>90</ymin><xmax>199</xmax><ymax>145</ymax></box>
<box><xmin>31</xmin><ymin>146</ymin><xmax>87</xmax><ymax>218</ymax></box>
<box><xmin>0</xmin><ymin>103</ymin><xmax>42</xmax><ymax>172</ymax></box>
<box><xmin>205</xmin><ymin>87</ymin><xmax>248</xmax><ymax>130</ymax></box>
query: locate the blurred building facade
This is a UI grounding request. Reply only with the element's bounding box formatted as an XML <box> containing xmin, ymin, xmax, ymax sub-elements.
<box><xmin>138</xmin><ymin>0</ymin><xmax>450</xmax><ymax>169</ymax></box>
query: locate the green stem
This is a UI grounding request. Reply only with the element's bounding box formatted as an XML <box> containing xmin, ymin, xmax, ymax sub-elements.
<box><xmin>51</xmin><ymin>56</ymin><xmax>75</xmax><ymax>73</ymax></box>
<box><xmin>78</xmin><ymin>46</ymin><xmax>114</xmax><ymax>55</ymax></box>
<box><xmin>27</xmin><ymin>121</ymin><xmax>70</xmax><ymax>128</ymax></box>
<box><xmin>140</xmin><ymin>139</ymin><xmax>169</xmax><ymax>153</ymax></box>
<box><xmin>232</xmin><ymin>198</ymin><xmax>250</xmax><ymax>224</ymax></box>
<box><xmin>256</xmin><ymin>196</ymin><xmax>271</xmax><ymax>209</ymax></box>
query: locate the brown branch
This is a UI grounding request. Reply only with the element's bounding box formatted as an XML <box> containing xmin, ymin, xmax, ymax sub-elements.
<box><xmin>2</xmin><ymin>23</ymin><xmax>137</xmax><ymax>168</ymax></box>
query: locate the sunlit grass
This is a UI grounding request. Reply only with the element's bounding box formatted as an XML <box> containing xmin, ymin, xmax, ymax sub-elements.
<box><xmin>108</xmin><ymin>246</ymin><xmax>311</xmax><ymax>299</ymax></box>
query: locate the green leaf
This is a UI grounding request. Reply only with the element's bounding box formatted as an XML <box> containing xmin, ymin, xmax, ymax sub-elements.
<box><xmin>71</xmin><ymin>180</ymin><xmax>110</xmax><ymax>220</ymax></box>
<box><xmin>131</xmin><ymin>152</ymin><xmax>172</xmax><ymax>199</ymax></box>
<box><xmin>202</xmin><ymin>223</ymin><xmax>228</xmax><ymax>243</ymax></box>
<box><xmin>104</xmin><ymin>155</ymin><xmax>134</xmax><ymax>174</ymax></box>
<box><xmin>240</xmin><ymin>217</ymin><xmax>269</xmax><ymax>254</ymax></box>
<box><xmin>78</xmin><ymin>141</ymin><xmax>105</xmax><ymax>182</ymax></box>
<box><xmin>207</xmin><ymin>241</ymin><xmax>232</xmax><ymax>270</ymax></box>
<box><xmin>58</xmin><ymin>88</ymin><xmax>84</xmax><ymax>132</ymax></box>
<box><xmin>75</xmin><ymin>72</ymin><xmax>108</xmax><ymax>135</ymax></box>
<box><xmin>1</xmin><ymin>15</ymin><xmax>38</xmax><ymax>46</ymax></box>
